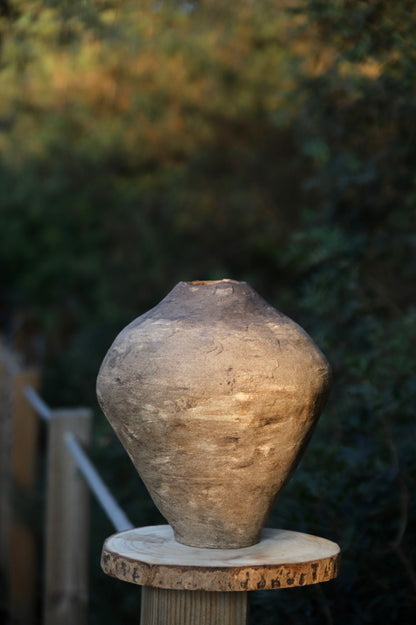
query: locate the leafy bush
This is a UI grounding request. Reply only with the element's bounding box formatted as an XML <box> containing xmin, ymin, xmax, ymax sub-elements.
<box><xmin>1</xmin><ymin>1</ymin><xmax>415</xmax><ymax>623</ymax></box>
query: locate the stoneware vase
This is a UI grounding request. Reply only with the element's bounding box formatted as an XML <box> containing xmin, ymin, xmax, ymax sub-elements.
<box><xmin>96</xmin><ymin>280</ymin><xmax>332</xmax><ymax>548</ymax></box>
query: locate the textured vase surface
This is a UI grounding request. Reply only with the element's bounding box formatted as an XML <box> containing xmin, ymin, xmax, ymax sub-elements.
<box><xmin>97</xmin><ymin>280</ymin><xmax>332</xmax><ymax>548</ymax></box>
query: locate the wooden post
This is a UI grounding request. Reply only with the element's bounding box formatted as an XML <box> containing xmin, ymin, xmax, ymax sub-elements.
<box><xmin>0</xmin><ymin>341</ymin><xmax>41</xmax><ymax>625</ymax></box>
<box><xmin>10</xmin><ymin>367</ymin><xmax>41</xmax><ymax>625</ymax></box>
<box><xmin>140</xmin><ymin>588</ymin><xmax>247</xmax><ymax>625</ymax></box>
<box><xmin>44</xmin><ymin>408</ymin><xmax>92</xmax><ymax>625</ymax></box>
<box><xmin>0</xmin><ymin>341</ymin><xmax>15</xmax><ymax>584</ymax></box>
<box><xmin>101</xmin><ymin>525</ymin><xmax>341</xmax><ymax>625</ymax></box>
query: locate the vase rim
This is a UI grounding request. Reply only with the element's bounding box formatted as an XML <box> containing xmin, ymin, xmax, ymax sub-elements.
<box><xmin>185</xmin><ymin>279</ymin><xmax>242</xmax><ymax>286</ymax></box>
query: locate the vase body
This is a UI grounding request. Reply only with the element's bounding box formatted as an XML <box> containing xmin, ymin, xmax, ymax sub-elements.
<box><xmin>97</xmin><ymin>280</ymin><xmax>331</xmax><ymax>548</ymax></box>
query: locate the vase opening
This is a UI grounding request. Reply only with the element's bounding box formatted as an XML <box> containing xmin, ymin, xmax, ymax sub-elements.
<box><xmin>186</xmin><ymin>279</ymin><xmax>240</xmax><ymax>286</ymax></box>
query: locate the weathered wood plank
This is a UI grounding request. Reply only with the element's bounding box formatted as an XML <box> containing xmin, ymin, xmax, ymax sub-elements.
<box><xmin>44</xmin><ymin>408</ymin><xmax>92</xmax><ymax>625</ymax></box>
<box><xmin>0</xmin><ymin>341</ymin><xmax>15</xmax><ymax>584</ymax></box>
<box><xmin>0</xmin><ymin>343</ymin><xmax>40</xmax><ymax>625</ymax></box>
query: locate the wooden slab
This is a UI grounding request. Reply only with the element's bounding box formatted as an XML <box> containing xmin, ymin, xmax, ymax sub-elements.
<box><xmin>101</xmin><ymin>525</ymin><xmax>340</xmax><ymax>592</ymax></box>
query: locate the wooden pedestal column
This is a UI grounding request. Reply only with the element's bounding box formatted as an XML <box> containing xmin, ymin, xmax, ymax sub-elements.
<box><xmin>101</xmin><ymin>525</ymin><xmax>340</xmax><ymax>625</ymax></box>
<box><xmin>141</xmin><ymin>588</ymin><xmax>247</xmax><ymax>625</ymax></box>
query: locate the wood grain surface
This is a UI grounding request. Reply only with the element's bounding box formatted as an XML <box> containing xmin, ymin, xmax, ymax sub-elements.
<box><xmin>140</xmin><ymin>588</ymin><xmax>248</xmax><ymax>625</ymax></box>
<box><xmin>101</xmin><ymin>525</ymin><xmax>340</xmax><ymax>592</ymax></box>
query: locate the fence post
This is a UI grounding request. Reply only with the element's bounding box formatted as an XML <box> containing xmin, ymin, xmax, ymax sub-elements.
<box><xmin>0</xmin><ymin>341</ymin><xmax>15</xmax><ymax>586</ymax></box>
<box><xmin>0</xmin><ymin>341</ymin><xmax>41</xmax><ymax>625</ymax></box>
<box><xmin>10</xmin><ymin>367</ymin><xmax>41</xmax><ymax>624</ymax></box>
<box><xmin>44</xmin><ymin>408</ymin><xmax>92</xmax><ymax>625</ymax></box>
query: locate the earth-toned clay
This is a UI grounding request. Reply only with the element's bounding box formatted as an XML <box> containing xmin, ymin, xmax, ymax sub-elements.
<box><xmin>97</xmin><ymin>280</ymin><xmax>331</xmax><ymax>548</ymax></box>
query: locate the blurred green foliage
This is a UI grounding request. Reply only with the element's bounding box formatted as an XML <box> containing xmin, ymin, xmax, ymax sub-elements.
<box><xmin>1</xmin><ymin>1</ymin><xmax>415</xmax><ymax>623</ymax></box>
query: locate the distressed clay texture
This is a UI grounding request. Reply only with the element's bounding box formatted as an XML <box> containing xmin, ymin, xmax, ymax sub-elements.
<box><xmin>97</xmin><ymin>280</ymin><xmax>332</xmax><ymax>548</ymax></box>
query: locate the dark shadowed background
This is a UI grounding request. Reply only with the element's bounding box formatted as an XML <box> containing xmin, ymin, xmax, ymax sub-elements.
<box><xmin>1</xmin><ymin>1</ymin><xmax>415</xmax><ymax>623</ymax></box>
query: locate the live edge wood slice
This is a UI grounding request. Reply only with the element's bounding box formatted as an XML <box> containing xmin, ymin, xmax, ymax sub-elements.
<box><xmin>101</xmin><ymin>525</ymin><xmax>340</xmax><ymax>625</ymax></box>
<box><xmin>102</xmin><ymin>525</ymin><xmax>340</xmax><ymax>591</ymax></box>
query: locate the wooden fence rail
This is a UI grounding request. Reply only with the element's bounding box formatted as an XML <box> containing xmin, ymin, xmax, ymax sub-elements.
<box><xmin>0</xmin><ymin>340</ymin><xmax>133</xmax><ymax>625</ymax></box>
